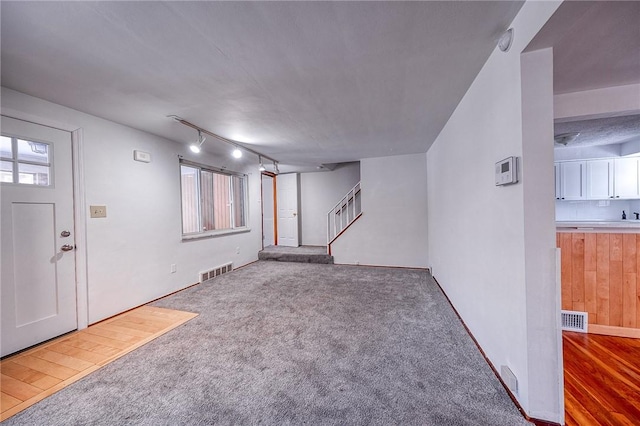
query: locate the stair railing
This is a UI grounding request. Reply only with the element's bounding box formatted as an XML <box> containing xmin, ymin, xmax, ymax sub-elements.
<box><xmin>327</xmin><ymin>182</ymin><xmax>362</xmax><ymax>251</ymax></box>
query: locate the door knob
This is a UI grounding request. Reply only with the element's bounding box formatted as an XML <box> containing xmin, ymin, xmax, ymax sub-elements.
<box><xmin>61</xmin><ymin>244</ymin><xmax>75</xmax><ymax>252</ymax></box>
<box><xmin>60</xmin><ymin>230</ymin><xmax>71</xmax><ymax>237</ymax></box>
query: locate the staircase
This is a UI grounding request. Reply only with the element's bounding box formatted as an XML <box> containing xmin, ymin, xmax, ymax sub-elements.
<box><xmin>327</xmin><ymin>182</ymin><xmax>362</xmax><ymax>254</ymax></box>
<box><xmin>258</xmin><ymin>245</ymin><xmax>334</xmax><ymax>264</ymax></box>
<box><xmin>259</xmin><ymin>182</ymin><xmax>361</xmax><ymax>264</ymax></box>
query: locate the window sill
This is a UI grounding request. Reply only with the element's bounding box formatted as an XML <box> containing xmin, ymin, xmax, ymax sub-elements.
<box><xmin>182</xmin><ymin>227</ymin><xmax>251</xmax><ymax>242</ymax></box>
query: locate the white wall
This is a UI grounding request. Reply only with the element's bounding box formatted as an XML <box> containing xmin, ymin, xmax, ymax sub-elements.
<box><xmin>1</xmin><ymin>87</ymin><xmax>262</xmax><ymax>324</ymax></box>
<box><xmin>300</xmin><ymin>162</ymin><xmax>360</xmax><ymax>246</ymax></box>
<box><xmin>554</xmin><ymin>83</ymin><xmax>640</xmax><ymax>121</ymax></box>
<box><xmin>331</xmin><ymin>153</ymin><xmax>428</xmax><ymax>268</ymax></box>
<box><xmin>521</xmin><ymin>48</ymin><xmax>563</xmax><ymax>422</ymax></box>
<box><xmin>554</xmin><ymin>144</ymin><xmax>621</xmax><ymax>161</ymax></box>
<box><xmin>426</xmin><ymin>1</ymin><xmax>562</xmax><ymax>423</ymax></box>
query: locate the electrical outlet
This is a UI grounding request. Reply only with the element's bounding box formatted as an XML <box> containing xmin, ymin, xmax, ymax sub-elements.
<box><xmin>90</xmin><ymin>205</ymin><xmax>107</xmax><ymax>218</ymax></box>
<box><xmin>170</xmin><ymin>264</ymin><xmax>177</xmax><ymax>273</ymax></box>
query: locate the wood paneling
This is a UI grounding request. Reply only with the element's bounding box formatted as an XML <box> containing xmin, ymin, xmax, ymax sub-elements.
<box><xmin>558</xmin><ymin>232</ymin><xmax>640</xmax><ymax>334</ymax></box>
<box><xmin>0</xmin><ymin>306</ymin><xmax>197</xmax><ymax>421</ymax></box>
<box><xmin>560</xmin><ymin>233</ymin><xmax>573</xmax><ymax>311</ymax></box>
<box><xmin>564</xmin><ymin>332</ymin><xmax>640</xmax><ymax>425</ymax></box>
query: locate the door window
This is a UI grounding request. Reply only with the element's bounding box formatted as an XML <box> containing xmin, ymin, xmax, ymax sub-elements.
<box><xmin>0</xmin><ymin>135</ymin><xmax>52</xmax><ymax>186</ymax></box>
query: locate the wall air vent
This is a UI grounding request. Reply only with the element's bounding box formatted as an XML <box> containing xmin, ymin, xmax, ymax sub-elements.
<box><xmin>561</xmin><ymin>310</ymin><xmax>588</xmax><ymax>333</ymax></box>
<box><xmin>199</xmin><ymin>262</ymin><xmax>233</xmax><ymax>283</ymax></box>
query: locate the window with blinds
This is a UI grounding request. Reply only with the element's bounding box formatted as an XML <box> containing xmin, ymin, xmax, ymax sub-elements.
<box><xmin>180</xmin><ymin>160</ymin><xmax>248</xmax><ymax>236</ymax></box>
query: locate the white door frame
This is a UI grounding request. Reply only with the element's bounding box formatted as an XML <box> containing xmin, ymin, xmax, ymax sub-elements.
<box><xmin>261</xmin><ymin>172</ymin><xmax>276</xmax><ymax>249</ymax></box>
<box><xmin>1</xmin><ymin>109</ymin><xmax>89</xmax><ymax>329</ymax></box>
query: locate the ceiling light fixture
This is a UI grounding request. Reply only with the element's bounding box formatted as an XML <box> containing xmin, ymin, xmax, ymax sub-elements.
<box><xmin>168</xmin><ymin>115</ymin><xmax>278</xmax><ymax>165</ymax></box>
<box><xmin>189</xmin><ymin>130</ymin><xmax>206</xmax><ymax>153</ymax></box>
<box><xmin>498</xmin><ymin>28</ymin><xmax>514</xmax><ymax>53</ymax></box>
<box><xmin>554</xmin><ymin>132</ymin><xmax>581</xmax><ymax>146</ymax></box>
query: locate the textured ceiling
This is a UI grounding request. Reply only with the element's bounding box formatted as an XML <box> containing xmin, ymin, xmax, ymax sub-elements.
<box><xmin>0</xmin><ymin>1</ymin><xmax>524</xmax><ymax>171</ymax></box>
<box><xmin>555</xmin><ymin>114</ymin><xmax>640</xmax><ymax>148</ymax></box>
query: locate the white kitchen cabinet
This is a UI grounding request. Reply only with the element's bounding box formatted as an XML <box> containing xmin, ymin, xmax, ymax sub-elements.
<box><xmin>614</xmin><ymin>158</ymin><xmax>640</xmax><ymax>199</ymax></box>
<box><xmin>586</xmin><ymin>159</ymin><xmax>613</xmax><ymax>199</ymax></box>
<box><xmin>559</xmin><ymin>161</ymin><xmax>586</xmax><ymax>200</ymax></box>
<box><xmin>554</xmin><ymin>163</ymin><xmax>561</xmax><ymax>200</ymax></box>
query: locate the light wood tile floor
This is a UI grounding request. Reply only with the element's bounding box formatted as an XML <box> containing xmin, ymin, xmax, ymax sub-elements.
<box><xmin>0</xmin><ymin>305</ymin><xmax>197</xmax><ymax>421</ymax></box>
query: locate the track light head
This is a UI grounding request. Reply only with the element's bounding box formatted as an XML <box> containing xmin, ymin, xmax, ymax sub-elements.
<box><xmin>232</xmin><ymin>148</ymin><xmax>242</xmax><ymax>159</ymax></box>
<box><xmin>189</xmin><ymin>130</ymin><xmax>205</xmax><ymax>154</ymax></box>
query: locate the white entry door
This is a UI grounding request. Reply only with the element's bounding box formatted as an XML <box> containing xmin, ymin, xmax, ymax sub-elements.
<box><xmin>277</xmin><ymin>173</ymin><xmax>299</xmax><ymax>247</ymax></box>
<box><xmin>1</xmin><ymin>116</ymin><xmax>77</xmax><ymax>357</ymax></box>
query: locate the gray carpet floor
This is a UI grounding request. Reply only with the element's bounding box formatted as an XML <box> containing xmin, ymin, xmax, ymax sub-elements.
<box><xmin>5</xmin><ymin>261</ymin><xmax>530</xmax><ymax>425</ymax></box>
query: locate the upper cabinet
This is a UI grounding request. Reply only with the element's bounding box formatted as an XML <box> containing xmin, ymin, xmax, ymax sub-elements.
<box><xmin>614</xmin><ymin>158</ymin><xmax>640</xmax><ymax>199</ymax></box>
<box><xmin>556</xmin><ymin>157</ymin><xmax>640</xmax><ymax>201</ymax></box>
<box><xmin>554</xmin><ymin>163</ymin><xmax>561</xmax><ymax>200</ymax></box>
<box><xmin>586</xmin><ymin>159</ymin><xmax>613</xmax><ymax>199</ymax></box>
<box><xmin>558</xmin><ymin>161</ymin><xmax>586</xmax><ymax>200</ymax></box>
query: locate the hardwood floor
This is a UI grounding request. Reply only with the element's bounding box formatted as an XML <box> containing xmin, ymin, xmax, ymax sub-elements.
<box><xmin>564</xmin><ymin>331</ymin><xmax>640</xmax><ymax>425</ymax></box>
<box><xmin>0</xmin><ymin>305</ymin><xmax>197</xmax><ymax>421</ymax></box>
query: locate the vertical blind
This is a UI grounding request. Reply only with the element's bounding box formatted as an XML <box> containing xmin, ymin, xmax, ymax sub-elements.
<box><xmin>180</xmin><ymin>162</ymin><xmax>247</xmax><ymax>235</ymax></box>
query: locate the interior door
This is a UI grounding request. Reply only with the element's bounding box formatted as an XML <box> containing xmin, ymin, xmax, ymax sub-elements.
<box><xmin>277</xmin><ymin>173</ymin><xmax>299</xmax><ymax>247</ymax></box>
<box><xmin>1</xmin><ymin>116</ymin><xmax>77</xmax><ymax>357</ymax></box>
<box><xmin>261</xmin><ymin>174</ymin><xmax>275</xmax><ymax>248</ymax></box>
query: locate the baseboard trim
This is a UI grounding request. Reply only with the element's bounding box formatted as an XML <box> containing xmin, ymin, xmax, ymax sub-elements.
<box><xmin>333</xmin><ymin>262</ymin><xmax>430</xmax><ymax>271</ymax></box>
<box><xmin>589</xmin><ymin>324</ymin><xmax>640</xmax><ymax>339</ymax></box>
<box><xmin>431</xmin><ymin>275</ymin><xmax>562</xmax><ymax>426</ymax></box>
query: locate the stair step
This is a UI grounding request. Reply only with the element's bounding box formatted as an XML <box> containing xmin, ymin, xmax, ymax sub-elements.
<box><xmin>258</xmin><ymin>246</ymin><xmax>334</xmax><ymax>265</ymax></box>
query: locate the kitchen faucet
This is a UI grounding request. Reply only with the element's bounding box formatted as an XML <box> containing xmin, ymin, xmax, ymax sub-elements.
<box><xmin>634</xmin><ymin>212</ymin><xmax>640</xmax><ymax>220</ymax></box>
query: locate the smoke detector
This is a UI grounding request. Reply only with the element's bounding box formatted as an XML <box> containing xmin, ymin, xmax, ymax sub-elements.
<box><xmin>498</xmin><ymin>28</ymin><xmax>514</xmax><ymax>52</ymax></box>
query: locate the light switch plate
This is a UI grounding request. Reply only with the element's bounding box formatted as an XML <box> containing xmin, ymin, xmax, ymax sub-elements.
<box><xmin>90</xmin><ymin>205</ymin><xmax>107</xmax><ymax>218</ymax></box>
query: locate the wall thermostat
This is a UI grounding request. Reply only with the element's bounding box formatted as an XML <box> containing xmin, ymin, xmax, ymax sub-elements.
<box><xmin>495</xmin><ymin>156</ymin><xmax>518</xmax><ymax>186</ymax></box>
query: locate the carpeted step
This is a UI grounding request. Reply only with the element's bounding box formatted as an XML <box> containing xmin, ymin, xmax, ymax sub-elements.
<box><xmin>258</xmin><ymin>251</ymin><xmax>334</xmax><ymax>264</ymax></box>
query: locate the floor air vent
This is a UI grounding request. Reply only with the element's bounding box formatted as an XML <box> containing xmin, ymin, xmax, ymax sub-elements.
<box><xmin>199</xmin><ymin>262</ymin><xmax>233</xmax><ymax>283</ymax></box>
<box><xmin>561</xmin><ymin>310</ymin><xmax>588</xmax><ymax>333</ymax></box>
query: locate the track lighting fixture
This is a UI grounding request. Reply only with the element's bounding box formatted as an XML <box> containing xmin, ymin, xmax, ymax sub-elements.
<box><xmin>168</xmin><ymin>115</ymin><xmax>278</xmax><ymax>165</ymax></box>
<box><xmin>189</xmin><ymin>130</ymin><xmax>206</xmax><ymax>153</ymax></box>
<box><xmin>259</xmin><ymin>156</ymin><xmax>266</xmax><ymax>172</ymax></box>
<box><xmin>273</xmin><ymin>161</ymin><xmax>280</xmax><ymax>174</ymax></box>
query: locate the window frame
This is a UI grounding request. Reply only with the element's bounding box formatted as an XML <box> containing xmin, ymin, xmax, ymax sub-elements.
<box><xmin>179</xmin><ymin>158</ymin><xmax>250</xmax><ymax>240</ymax></box>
